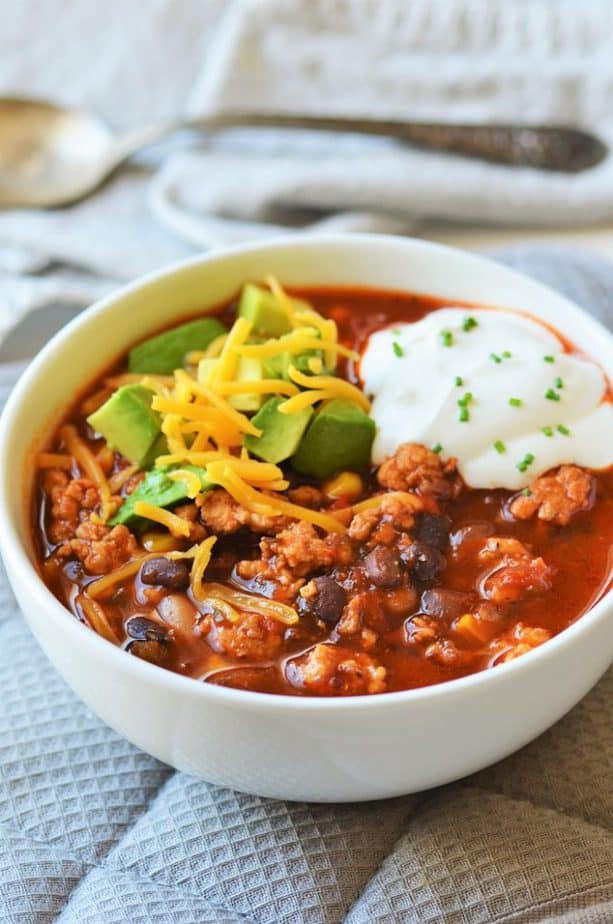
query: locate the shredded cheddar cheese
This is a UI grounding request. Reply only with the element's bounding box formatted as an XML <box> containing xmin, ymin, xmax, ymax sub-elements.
<box><xmin>152</xmin><ymin>396</ymin><xmax>255</xmax><ymax>438</ymax></box>
<box><xmin>161</xmin><ymin>413</ymin><xmax>187</xmax><ymax>454</ymax></box>
<box><xmin>266</xmin><ymin>274</ymin><xmax>298</xmax><ymax>326</ymax></box>
<box><xmin>132</xmin><ymin>501</ymin><xmax>191</xmax><ymax>537</ymax></box>
<box><xmin>80</xmin><ymin>386</ymin><xmax>112</xmax><ymax>416</ymax></box>
<box><xmin>168</xmin><ymin>469</ymin><xmax>203</xmax><ymax>499</ymax></box>
<box><xmin>214</xmin><ymin>316</ymin><xmax>253</xmax><ymax>384</ymax></box>
<box><xmin>190</xmin><ymin>536</ymin><xmax>218</xmax><ymax>603</ymax></box>
<box><xmin>79</xmin><ymin>594</ymin><xmax>119</xmax><ymax>642</ymax></box>
<box><xmin>108</xmin><ymin>463</ymin><xmax>140</xmax><ymax>493</ymax></box>
<box><xmin>87</xmin><ymin>547</ymin><xmax>199</xmax><ymax>600</ymax></box>
<box><xmin>278</xmin><ymin>389</ymin><xmax>337</xmax><ymax>414</ymax></box>
<box><xmin>105</xmin><ymin>373</ymin><xmax>175</xmax><ymax>388</ymax></box>
<box><xmin>207</xmin><ymin>464</ymin><xmax>347</xmax><ymax>534</ymax></box>
<box><xmin>350</xmin><ymin>491</ymin><xmax>422</xmax><ymax>515</ymax></box>
<box><xmin>217</xmin><ymin>379</ymin><xmax>300</xmax><ymax>398</ymax></box>
<box><xmin>202</xmin><ymin>581</ymin><xmax>299</xmax><ymax>626</ymax></box>
<box><xmin>173</xmin><ymin>370</ymin><xmax>261</xmax><ymax>437</ymax></box>
<box><xmin>236</xmin><ymin>331</ymin><xmax>358</xmax><ymax>361</ymax></box>
<box><xmin>60</xmin><ymin>425</ymin><xmax>114</xmax><ymax>521</ymax></box>
<box><xmin>37</xmin><ymin>452</ymin><xmax>74</xmax><ymax>470</ymax></box>
<box><xmin>186</xmin><ymin>334</ymin><xmax>228</xmax><ymax>366</ymax></box>
<box><xmin>287</xmin><ymin>366</ymin><xmax>370</xmax><ymax>412</ymax></box>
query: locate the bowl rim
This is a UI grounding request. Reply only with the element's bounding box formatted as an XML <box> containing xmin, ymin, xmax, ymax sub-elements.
<box><xmin>0</xmin><ymin>231</ymin><xmax>611</xmax><ymax>714</ymax></box>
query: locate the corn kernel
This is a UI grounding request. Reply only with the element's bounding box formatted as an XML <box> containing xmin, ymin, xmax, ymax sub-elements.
<box><xmin>322</xmin><ymin>471</ymin><xmax>363</xmax><ymax>501</ymax></box>
<box><xmin>455</xmin><ymin>613</ymin><xmax>497</xmax><ymax>644</ymax></box>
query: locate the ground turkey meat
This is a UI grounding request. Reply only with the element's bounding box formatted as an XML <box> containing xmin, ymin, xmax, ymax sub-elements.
<box><xmin>44</xmin><ymin>471</ymin><xmax>100</xmax><ymax>543</ymax></box>
<box><xmin>197</xmin><ymin>489</ymin><xmax>288</xmax><ymax>535</ymax></box>
<box><xmin>489</xmin><ymin>622</ymin><xmax>552</xmax><ymax>664</ymax></box>
<box><xmin>377</xmin><ymin>442</ymin><xmax>460</xmax><ymax>500</ymax></box>
<box><xmin>208</xmin><ymin>612</ymin><xmax>284</xmax><ymax>661</ymax></box>
<box><xmin>57</xmin><ymin>521</ymin><xmax>138</xmax><ymax>574</ymax></box>
<box><xmin>287</xmin><ymin>485</ymin><xmax>325</xmax><ymax>508</ymax></box>
<box><xmin>334</xmin><ymin>591</ymin><xmax>390</xmax><ymax>647</ymax></box>
<box><xmin>172</xmin><ymin>503</ymin><xmax>206</xmax><ymax>542</ymax></box>
<box><xmin>479</xmin><ymin>537</ymin><xmax>553</xmax><ymax>604</ymax></box>
<box><xmin>286</xmin><ymin>643</ymin><xmax>386</xmax><ymax>695</ymax></box>
<box><xmin>509</xmin><ymin>465</ymin><xmax>594</xmax><ymax>526</ymax></box>
<box><xmin>348</xmin><ymin>493</ymin><xmax>422</xmax><ymax>546</ymax></box>
<box><xmin>237</xmin><ymin>521</ymin><xmax>354</xmax><ymax>593</ymax></box>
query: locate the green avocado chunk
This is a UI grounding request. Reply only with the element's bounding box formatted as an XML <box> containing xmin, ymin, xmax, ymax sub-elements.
<box><xmin>198</xmin><ymin>355</ymin><xmax>263</xmax><ymax>412</ymax></box>
<box><xmin>110</xmin><ymin>464</ymin><xmax>211</xmax><ymax>528</ymax></box>
<box><xmin>262</xmin><ymin>349</ymin><xmax>326</xmax><ymax>381</ymax></box>
<box><xmin>128</xmin><ymin>317</ymin><xmax>226</xmax><ymax>374</ymax></box>
<box><xmin>291</xmin><ymin>399</ymin><xmax>376</xmax><ymax>479</ymax></box>
<box><xmin>238</xmin><ymin>283</ymin><xmax>293</xmax><ymax>337</ymax></box>
<box><xmin>243</xmin><ymin>396</ymin><xmax>313</xmax><ymax>464</ymax></box>
<box><xmin>87</xmin><ymin>385</ymin><xmax>166</xmax><ymax>466</ymax></box>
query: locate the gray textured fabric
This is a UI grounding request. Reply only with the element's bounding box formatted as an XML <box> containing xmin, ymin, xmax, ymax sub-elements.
<box><xmin>0</xmin><ymin>247</ymin><xmax>611</xmax><ymax>924</ymax></box>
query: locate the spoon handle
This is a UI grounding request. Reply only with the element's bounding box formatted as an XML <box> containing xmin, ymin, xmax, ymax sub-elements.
<box><xmin>202</xmin><ymin>114</ymin><xmax>607</xmax><ymax>173</ymax></box>
<box><xmin>115</xmin><ymin>113</ymin><xmax>607</xmax><ymax>174</ymax></box>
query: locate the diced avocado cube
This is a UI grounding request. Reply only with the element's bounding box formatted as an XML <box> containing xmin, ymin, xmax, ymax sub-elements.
<box><xmin>263</xmin><ymin>349</ymin><xmax>327</xmax><ymax>381</ymax></box>
<box><xmin>238</xmin><ymin>283</ymin><xmax>292</xmax><ymax>337</ymax></box>
<box><xmin>198</xmin><ymin>355</ymin><xmax>263</xmax><ymax>412</ymax></box>
<box><xmin>142</xmin><ymin>432</ymin><xmax>169</xmax><ymax>468</ymax></box>
<box><xmin>129</xmin><ymin>317</ymin><xmax>226</xmax><ymax>374</ymax></box>
<box><xmin>110</xmin><ymin>464</ymin><xmax>211</xmax><ymax>528</ymax></box>
<box><xmin>197</xmin><ymin>357</ymin><xmax>218</xmax><ymax>385</ymax></box>
<box><xmin>87</xmin><ymin>385</ymin><xmax>164</xmax><ymax>466</ymax></box>
<box><xmin>291</xmin><ymin>399</ymin><xmax>375</xmax><ymax>479</ymax></box>
<box><xmin>243</xmin><ymin>397</ymin><xmax>312</xmax><ymax>464</ymax></box>
<box><xmin>229</xmin><ymin>357</ymin><xmax>263</xmax><ymax>412</ymax></box>
<box><xmin>198</xmin><ymin>356</ymin><xmax>263</xmax><ymax>412</ymax></box>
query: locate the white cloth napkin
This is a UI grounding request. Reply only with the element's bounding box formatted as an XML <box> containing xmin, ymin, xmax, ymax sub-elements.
<box><xmin>2</xmin><ymin>0</ymin><xmax>613</xmax><ymax>351</ymax></box>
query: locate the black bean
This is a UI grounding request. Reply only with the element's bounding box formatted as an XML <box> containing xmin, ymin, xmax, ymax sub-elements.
<box><xmin>301</xmin><ymin>575</ymin><xmax>347</xmax><ymax>624</ymax></box>
<box><xmin>401</xmin><ymin>541</ymin><xmax>446</xmax><ymax>583</ymax></box>
<box><xmin>421</xmin><ymin>588</ymin><xmax>474</xmax><ymax>621</ymax></box>
<box><xmin>125</xmin><ymin>615</ymin><xmax>168</xmax><ymax>642</ymax></box>
<box><xmin>140</xmin><ymin>557</ymin><xmax>190</xmax><ymax>590</ymax></box>
<box><xmin>363</xmin><ymin>547</ymin><xmax>403</xmax><ymax>587</ymax></box>
<box><xmin>414</xmin><ymin>513</ymin><xmax>451</xmax><ymax>551</ymax></box>
<box><xmin>127</xmin><ymin>639</ymin><xmax>167</xmax><ymax>665</ymax></box>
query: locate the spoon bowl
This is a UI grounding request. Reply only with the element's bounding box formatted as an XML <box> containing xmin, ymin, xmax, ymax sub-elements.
<box><xmin>0</xmin><ymin>98</ymin><xmax>117</xmax><ymax>207</ymax></box>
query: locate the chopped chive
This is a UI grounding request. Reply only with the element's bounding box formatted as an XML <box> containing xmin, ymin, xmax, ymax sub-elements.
<box><xmin>462</xmin><ymin>316</ymin><xmax>478</xmax><ymax>332</ymax></box>
<box><xmin>502</xmin><ymin>350</ymin><xmax>512</xmax><ymax>359</ymax></box>
<box><xmin>522</xmin><ymin>487</ymin><xmax>532</xmax><ymax>497</ymax></box>
<box><xmin>557</xmin><ymin>424</ymin><xmax>571</xmax><ymax>436</ymax></box>
<box><xmin>517</xmin><ymin>452</ymin><xmax>535</xmax><ymax>473</ymax></box>
<box><xmin>544</xmin><ymin>355</ymin><xmax>555</xmax><ymax>363</ymax></box>
<box><xmin>541</xmin><ymin>426</ymin><xmax>554</xmax><ymax>437</ymax></box>
<box><xmin>440</xmin><ymin>329</ymin><xmax>454</xmax><ymax>347</ymax></box>
<box><xmin>508</xmin><ymin>397</ymin><xmax>522</xmax><ymax>408</ymax></box>
<box><xmin>494</xmin><ymin>440</ymin><xmax>506</xmax><ymax>454</ymax></box>
<box><xmin>454</xmin><ymin>375</ymin><xmax>463</xmax><ymax>387</ymax></box>
<box><xmin>545</xmin><ymin>388</ymin><xmax>561</xmax><ymax>401</ymax></box>
<box><xmin>458</xmin><ymin>406</ymin><xmax>470</xmax><ymax>422</ymax></box>
<box><xmin>432</xmin><ymin>443</ymin><xmax>443</xmax><ymax>454</ymax></box>
<box><xmin>457</xmin><ymin>392</ymin><xmax>473</xmax><ymax>408</ymax></box>
<box><xmin>490</xmin><ymin>353</ymin><xmax>502</xmax><ymax>364</ymax></box>
<box><xmin>554</xmin><ymin>376</ymin><xmax>564</xmax><ymax>389</ymax></box>
<box><xmin>392</xmin><ymin>341</ymin><xmax>404</xmax><ymax>358</ymax></box>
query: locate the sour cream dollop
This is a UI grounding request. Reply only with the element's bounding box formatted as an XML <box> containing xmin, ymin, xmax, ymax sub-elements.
<box><xmin>361</xmin><ymin>308</ymin><xmax>613</xmax><ymax>490</ymax></box>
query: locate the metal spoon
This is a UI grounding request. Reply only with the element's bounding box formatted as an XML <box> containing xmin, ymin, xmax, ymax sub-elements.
<box><xmin>0</xmin><ymin>97</ymin><xmax>607</xmax><ymax>209</ymax></box>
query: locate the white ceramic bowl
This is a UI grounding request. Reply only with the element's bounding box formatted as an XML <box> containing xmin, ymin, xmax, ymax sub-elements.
<box><xmin>0</xmin><ymin>235</ymin><xmax>611</xmax><ymax>802</ymax></box>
